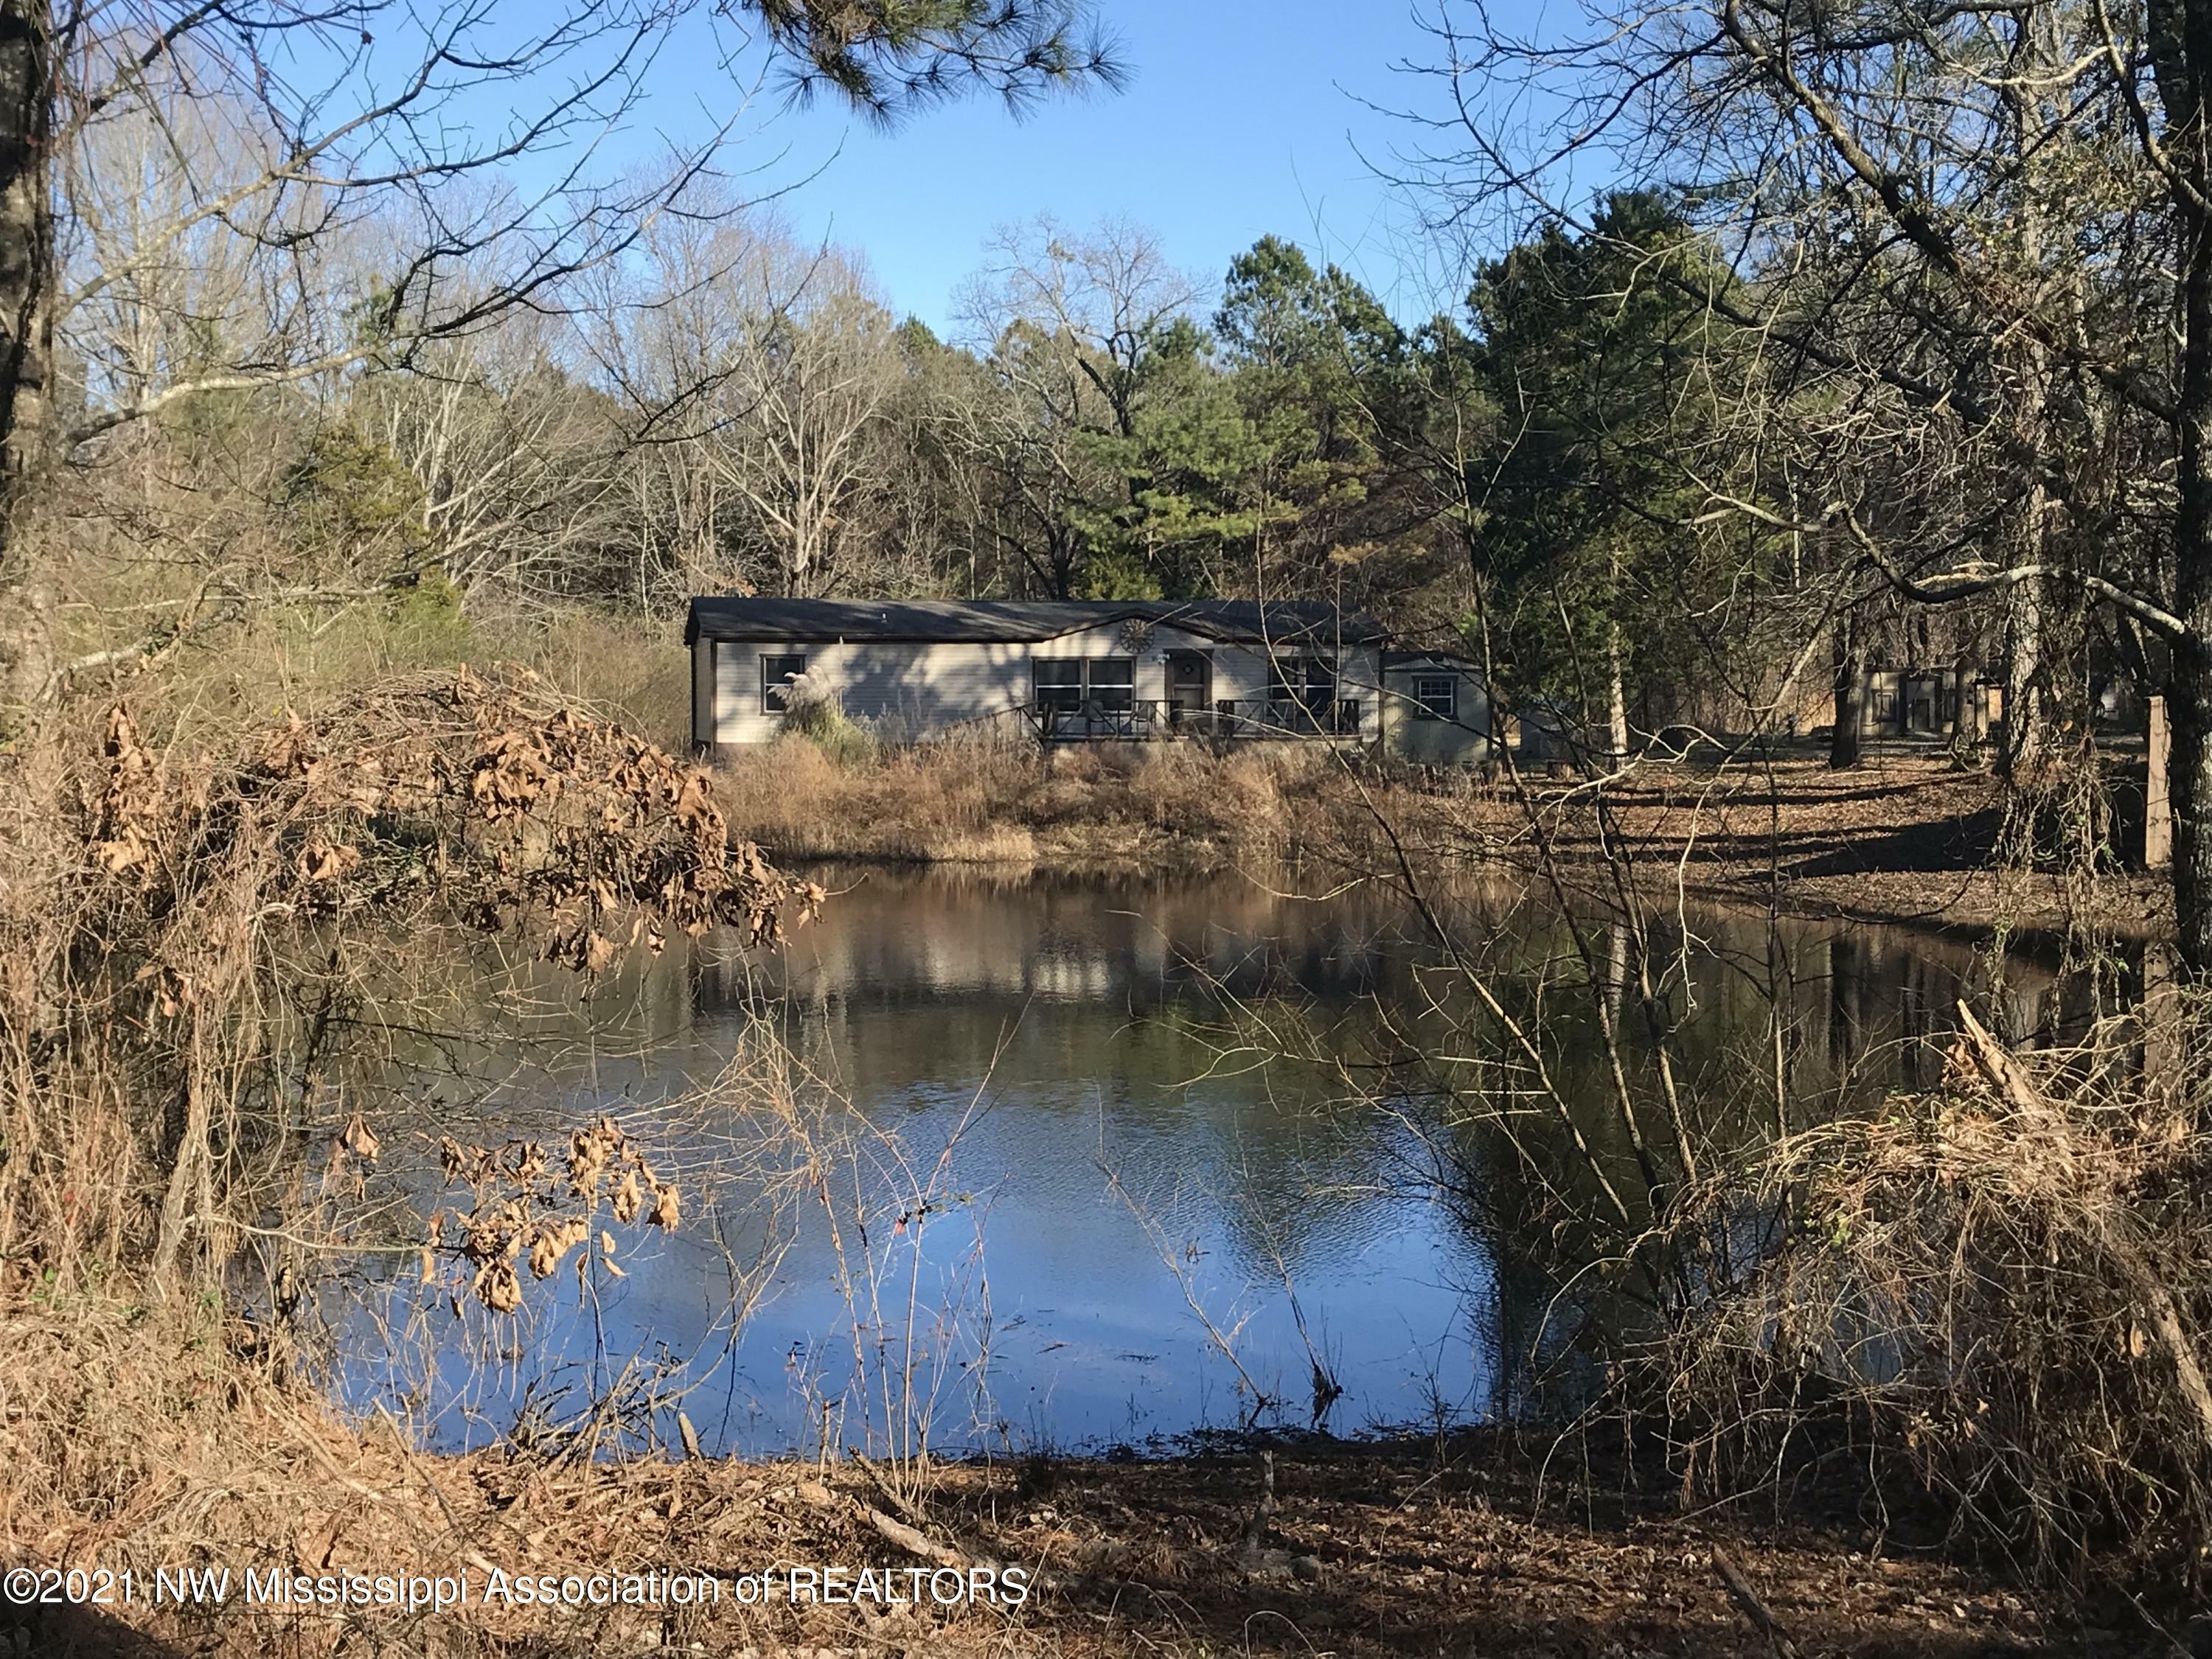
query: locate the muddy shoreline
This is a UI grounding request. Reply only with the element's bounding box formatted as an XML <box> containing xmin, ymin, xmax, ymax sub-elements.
<box><xmin>4</xmin><ymin>1298</ymin><xmax>2172</xmax><ymax>1658</ymax></box>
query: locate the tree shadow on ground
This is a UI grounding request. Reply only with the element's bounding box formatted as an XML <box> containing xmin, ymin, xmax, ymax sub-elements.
<box><xmin>1</xmin><ymin>1597</ymin><xmax>182</xmax><ymax>1657</ymax></box>
<box><xmin>1783</xmin><ymin>805</ymin><xmax>2006</xmax><ymax>878</ymax></box>
<box><xmin>946</xmin><ymin>1436</ymin><xmax>2122</xmax><ymax>1658</ymax></box>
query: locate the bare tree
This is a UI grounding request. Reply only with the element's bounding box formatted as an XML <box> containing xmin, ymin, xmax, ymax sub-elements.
<box><xmin>362</xmin><ymin>327</ymin><xmax>625</xmax><ymax>602</ymax></box>
<box><xmin>939</xmin><ymin>315</ymin><xmax>1115</xmax><ymax>597</ymax></box>
<box><xmin>1401</xmin><ymin>0</ymin><xmax>2212</xmax><ymax>966</ymax></box>
<box><xmin>706</xmin><ymin>246</ymin><xmax>900</xmax><ymax>597</ymax></box>
<box><xmin>0</xmin><ymin>0</ymin><xmax>1121</xmax><ymax>703</ymax></box>
<box><xmin>585</xmin><ymin>212</ymin><xmax>904</xmax><ymax>598</ymax></box>
<box><xmin>963</xmin><ymin>215</ymin><xmax>1198</xmax><ymax>439</ymax></box>
<box><xmin>948</xmin><ymin>217</ymin><xmax>1203</xmax><ymax>597</ymax></box>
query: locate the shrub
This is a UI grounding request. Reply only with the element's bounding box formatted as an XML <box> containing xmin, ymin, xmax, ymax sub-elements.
<box><xmin>1659</xmin><ymin>1002</ymin><xmax>2212</xmax><ymax>1595</ymax></box>
<box><xmin>780</xmin><ymin>669</ymin><xmax>877</xmax><ymax>767</ymax></box>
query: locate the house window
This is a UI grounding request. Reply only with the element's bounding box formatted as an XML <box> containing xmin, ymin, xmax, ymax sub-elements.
<box><xmin>1269</xmin><ymin>655</ymin><xmax>1337</xmax><ymax>712</ymax></box>
<box><xmin>1088</xmin><ymin>657</ymin><xmax>1134</xmax><ymax>713</ymax></box>
<box><xmin>1413</xmin><ymin>675</ymin><xmax>1456</xmax><ymax>722</ymax></box>
<box><xmin>1034</xmin><ymin>658</ymin><xmax>1084</xmax><ymax>714</ymax></box>
<box><xmin>1033</xmin><ymin>657</ymin><xmax>1135</xmax><ymax>712</ymax></box>
<box><xmin>762</xmin><ymin>653</ymin><xmax>807</xmax><ymax>714</ymax></box>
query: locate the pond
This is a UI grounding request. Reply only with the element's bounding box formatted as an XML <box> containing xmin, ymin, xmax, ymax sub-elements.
<box><xmin>330</xmin><ymin>866</ymin><xmax>2070</xmax><ymax>1460</ymax></box>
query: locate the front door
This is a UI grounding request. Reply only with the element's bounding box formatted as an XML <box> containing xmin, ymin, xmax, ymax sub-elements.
<box><xmin>1165</xmin><ymin>651</ymin><xmax>1211</xmax><ymax>724</ymax></box>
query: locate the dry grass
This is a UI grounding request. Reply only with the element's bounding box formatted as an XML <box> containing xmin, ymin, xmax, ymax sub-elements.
<box><xmin>716</xmin><ymin>738</ymin><xmax>2166</xmax><ymax>943</ymax></box>
<box><xmin>717</xmin><ymin>730</ymin><xmax>1350</xmax><ymax>868</ymax></box>
<box><xmin>1657</xmin><ymin>1000</ymin><xmax>2212</xmax><ymax>1600</ymax></box>
<box><xmin>54</xmin><ymin>585</ymin><xmax>694</xmax><ymax>760</ymax></box>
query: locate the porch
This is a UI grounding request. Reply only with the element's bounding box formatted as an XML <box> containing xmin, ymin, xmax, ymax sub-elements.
<box><xmin>1025</xmin><ymin>697</ymin><xmax>1369</xmax><ymax>742</ymax></box>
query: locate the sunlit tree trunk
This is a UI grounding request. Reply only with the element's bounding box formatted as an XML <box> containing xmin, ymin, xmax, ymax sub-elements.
<box><xmin>1950</xmin><ymin>648</ymin><xmax>1983</xmax><ymax>765</ymax></box>
<box><xmin>1998</xmin><ymin>28</ymin><xmax>2053</xmax><ymax>782</ymax></box>
<box><xmin>2000</xmin><ymin>581</ymin><xmax>2045</xmax><ymax>777</ymax></box>
<box><xmin>0</xmin><ymin>0</ymin><xmax>51</xmax><ymax>709</ymax></box>
<box><xmin>1606</xmin><ymin>621</ymin><xmax>1631</xmax><ymax>766</ymax></box>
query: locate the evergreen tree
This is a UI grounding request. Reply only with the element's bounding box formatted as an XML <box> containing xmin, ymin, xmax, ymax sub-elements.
<box><xmin>1467</xmin><ymin>192</ymin><xmax>1735</xmax><ymax>757</ymax></box>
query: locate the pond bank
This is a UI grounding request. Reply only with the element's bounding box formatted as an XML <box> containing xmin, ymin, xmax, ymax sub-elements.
<box><xmin>1</xmin><ymin>1298</ymin><xmax>2145</xmax><ymax>1659</ymax></box>
<box><xmin>715</xmin><ymin>737</ymin><xmax>2168</xmax><ymax>942</ymax></box>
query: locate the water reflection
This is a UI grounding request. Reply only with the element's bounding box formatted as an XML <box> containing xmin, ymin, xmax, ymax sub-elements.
<box><xmin>335</xmin><ymin>866</ymin><xmax>2073</xmax><ymax>1458</ymax></box>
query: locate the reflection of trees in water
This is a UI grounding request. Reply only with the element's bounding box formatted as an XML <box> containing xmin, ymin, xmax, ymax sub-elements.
<box><xmin>341</xmin><ymin>866</ymin><xmax>2145</xmax><ymax>1453</ymax></box>
<box><xmin>689</xmin><ymin>869</ymin><xmax>2060</xmax><ymax>1252</ymax></box>
<box><xmin>696</xmin><ymin>871</ymin><xmax>1402</xmax><ymax>1011</ymax></box>
<box><xmin>1122</xmin><ymin>877</ymin><xmax>2067</xmax><ymax>1410</ymax></box>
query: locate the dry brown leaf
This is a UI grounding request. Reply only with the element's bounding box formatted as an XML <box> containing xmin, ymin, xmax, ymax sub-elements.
<box><xmin>299</xmin><ymin>838</ymin><xmax>362</xmax><ymax>883</ymax></box>
<box><xmin>473</xmin><ymin>1259</ymin><xmax>522</xmax><ymax>1315</ymax></box>
<box><xmin>613</xmin><ymin>1170</ymin><xmax>642</xmax><ymax>1225</ymax></box>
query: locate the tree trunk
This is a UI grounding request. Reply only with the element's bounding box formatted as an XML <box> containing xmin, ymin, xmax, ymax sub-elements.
<box><xmin>1999</xmin><ymin>29</ymin><xmax>2053</xmax><ymax>783</ymax></box>
<box><xmin>2138</xmin><ymin>1</ymin><xmax>2212</xmax><ymax>972</ymax></box>
<box><xmin>1605</xmin><ymin>621</ymin><xmax>1631</xmax><ymax>767</ymax></box>
<box><xmin>1949</xmin><ymin>652</ymin><xmax>1983</xmax><ymax>766</ymax></box>
<box><xmin>2000</xmin><ymin>578</ymin><xmax>2045</xmax><ymax>779</ymax></box>
<box><xmin>1829</xmin><ymin>616</ymin><xmax>1865</xmax><ymax>770</ymax></box>
<box><xmin>2171</xmin><ymin>218</ymin><xmax>2212</xmax><ymax>974</ymax></box>
<box><xmin>0</xmin><ymin>0</ymin><xmax>51</xmax><ymax>709</ymax></box>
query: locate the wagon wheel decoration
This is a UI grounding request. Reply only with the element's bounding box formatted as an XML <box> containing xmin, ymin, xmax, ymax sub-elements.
<box><xmin>1117</xmin><ymin>618</ymin><xmax>1155</xmax><ymax>655</ymax></box>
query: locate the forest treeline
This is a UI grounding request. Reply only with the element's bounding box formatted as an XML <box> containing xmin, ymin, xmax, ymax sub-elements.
<box><xmin>26</xmin><ymin>187</ymin><xmax>1846</xmax><ymax>743</ymax></box>
<box><xmin>0</xmin><ymin>0</ymin><xmax>2205</xmax><ymax>943</ymax></box>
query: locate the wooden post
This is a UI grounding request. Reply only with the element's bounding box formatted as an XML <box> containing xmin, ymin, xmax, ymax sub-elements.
<box><xmin>2149</xmin><ymin>694</ymin><xmax>2173</xmax><ymax>870</ymax></box>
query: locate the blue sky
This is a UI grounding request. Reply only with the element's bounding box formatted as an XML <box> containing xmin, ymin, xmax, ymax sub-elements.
<box><xmin>667</xmin><ymin>2</ymin><xmax>1465</xmax><ymax>335</ymax></box>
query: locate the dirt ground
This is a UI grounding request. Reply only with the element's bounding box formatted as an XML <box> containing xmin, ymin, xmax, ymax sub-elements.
<box><xmin>1419</xmin><ymin>750</ymin><xmax>2172</xmax><ymax>942</ymax></box>
<box><xmin>0</xmin><ymin>1435</ymin><xmax>2140</xmax><ymax>1659</ymax></box>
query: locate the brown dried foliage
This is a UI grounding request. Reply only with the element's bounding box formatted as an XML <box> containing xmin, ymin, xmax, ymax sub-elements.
<box><xmin>95</xmin><ymin>664</ymin><xmax>816</xmax><ymax>965</ymax></box>
<box><xmin>429</xmin><ymin>1115</ymin><xmax>682</xmax><ymax>1315</ymax></box>
<box><xmin>1657</xmin><ymin>1004</ymin><xmax>2212</xmax><ymax>1594</ymax></box>
<box><xmin>0</xmin><ymin>666</ymin><xmax>816</xmax><ymax>1288</ymax></box>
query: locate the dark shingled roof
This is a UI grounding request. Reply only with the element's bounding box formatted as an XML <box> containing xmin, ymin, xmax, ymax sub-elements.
<box><xmin>684</xmin><ymin>597</ymin><xmax>1388</xmax><ymax>647</ymax></box>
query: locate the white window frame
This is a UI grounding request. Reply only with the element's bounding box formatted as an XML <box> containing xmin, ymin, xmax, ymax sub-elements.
<box><xmin>1413</xmin><ymin>675</ymin><xmax>1457</xmax><ymax>722</ymax></box>
<box><xmin>1033</xmin><ymin>656</ymin><xmax>1135</xmax><ymax>712</ymax></box>
<box><xmin>762</xmin><ymin>652</ymin><xmax>808</xmax><ymax>714</ymax></box>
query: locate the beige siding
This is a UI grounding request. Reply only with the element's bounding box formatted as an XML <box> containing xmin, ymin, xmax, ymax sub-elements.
<box><xmin>1383</xmin><ymin>664</ymin><xmax>1491</xmax><ymax>765</ymax></box>
<box><xmin>712</xmin><ymin>638</ymin><xmax>1033</xmax><ymax>745</ymax></box>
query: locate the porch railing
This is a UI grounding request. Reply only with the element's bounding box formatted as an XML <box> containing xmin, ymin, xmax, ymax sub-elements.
<box><xmin>1029</xmin><ymin>698</ymin><xmax>1365</xmax><ymax>741</ymax></box>
<box><xmin>1209</xmin><ymin>698</ymin><xmax>1363</xmax><ymax>738</ymax></box>
<box><xmin>1032</xmin><ymin>699</ymin><xmax>1167</xmax><ymax>740</ymax></box>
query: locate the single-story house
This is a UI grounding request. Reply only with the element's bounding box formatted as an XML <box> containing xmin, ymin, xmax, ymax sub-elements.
<box><xmin>685</xmin><ymin>597</ymin><xmax>1489</xmax><ymax>765</ymax></box>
